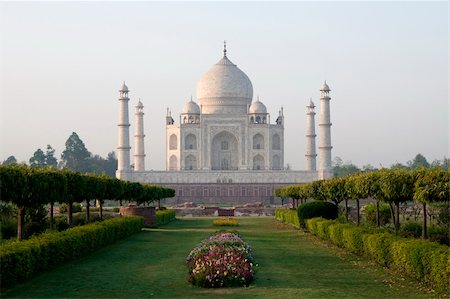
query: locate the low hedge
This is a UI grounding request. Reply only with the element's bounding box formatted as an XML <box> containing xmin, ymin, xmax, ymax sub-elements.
<box><xmin>306</xmin><ymin>217</ymin><xmax>450</xmax><ymax>293</ymax></box>
<box><xmin>0</xmin><ymin>216</ymin><xmax>143</xmax><ymax>289</ymax></box>
<box><xmin>275</xmin><ymin>208</ymin><xmax>300</xmax><ymax>228</ymax></box>
<box><xmin>156</xmin><ymin>209</ymin><xmax>176</xmax><ymax>225</ymax></box>
<box><xmin>298</xmin><ymin>201</ymin><xmax>338</xmax><ymax>226</ymax></box>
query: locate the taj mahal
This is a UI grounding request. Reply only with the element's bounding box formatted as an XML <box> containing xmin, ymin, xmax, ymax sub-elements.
<box><xmin>116</xmin><ymin>44</ymin><xmax>333</xmax><ymax>204</ymax></box>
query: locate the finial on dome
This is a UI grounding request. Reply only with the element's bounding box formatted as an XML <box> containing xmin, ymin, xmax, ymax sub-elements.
<box><xmin>190</xmin><ymin>95</ymin><xmax>193</xmax><ymax>102</ymax></box>
<box><xmin>257</xmin><ymin>96</ymin><xmax>260</xmax><ymax>102</ymax></box>
<box><xmin>223</xmin><ymin>40</ymin><xmax>227</xmax><ymax>57</ymax></box>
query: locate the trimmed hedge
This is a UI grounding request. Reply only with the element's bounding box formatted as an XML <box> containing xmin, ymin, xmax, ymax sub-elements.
<box><xmin>156</xmin><ymin>209</ymin><xmax>176</xmax><ymax>225</ymax></box>
<box><xmin>0</xmin><ymin>216</ymin><xmax>144</xmax><ymax>288</ymax></box>
<box><xmin>298</xmin><ymin>201</ymin><xmax>338</xmax><ymax>226</ymax></box>
<box><xmin>306</xmin><ymin>217</ymin><xmax>450</xmax><ymax>293</ymax></box>
<box><xmin>275</xmin><ymin>208</ymin><xmax>300</xmax><ymax>228</ymax></box>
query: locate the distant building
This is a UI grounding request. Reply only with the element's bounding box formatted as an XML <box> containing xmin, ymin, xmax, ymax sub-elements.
<box><xmin>116</xmin><ymin>44</ymin><xmax>333</xmax><ymax>204</ymax></box>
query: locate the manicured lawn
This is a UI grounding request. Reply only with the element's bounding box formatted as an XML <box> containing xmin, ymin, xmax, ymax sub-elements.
<box><xmin>2</xmin><ymin>217</ymin><xmax>437</xmax><ymax>298</ymax></box>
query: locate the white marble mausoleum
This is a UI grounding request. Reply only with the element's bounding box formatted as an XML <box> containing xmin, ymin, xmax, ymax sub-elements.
<box><xmin>116</xmin><ymin>44</ymin><xmax>333</xmax><ymax>204</ymax></box>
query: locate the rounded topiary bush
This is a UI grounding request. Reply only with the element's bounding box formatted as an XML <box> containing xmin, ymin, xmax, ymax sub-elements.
<box><xmin>298</xmin><ymin>201</ymin><xmax>338</xmax><ymax>226</ymax></box>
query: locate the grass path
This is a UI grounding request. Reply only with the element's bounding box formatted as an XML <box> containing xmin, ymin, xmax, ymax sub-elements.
<box><xmin>3</xmin><ymin>217</ymin><xmax>435</xmax><ymax>298</ymax></box>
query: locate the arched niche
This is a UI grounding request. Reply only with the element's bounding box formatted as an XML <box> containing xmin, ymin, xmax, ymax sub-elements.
<box><xmin>211</xmin><ymin>131</ymin><xmax>238</xmax><ymax>170</ymax></box>
<box><xmin>169</xmin><ymin>134</ymin><xmax>178</xmax><ymax>150</ymax></box>
<box><xmin>185</xmin><ymin>134</ymin><xmax>197</xmax><ymax>150</ymax></box>
<box><xmin>253</xmin><ymin>133</ymin><xmax>264</xmax><ymax>150</ymax></box>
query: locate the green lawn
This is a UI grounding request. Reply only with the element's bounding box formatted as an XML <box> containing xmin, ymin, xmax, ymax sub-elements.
<box><xmin>2</xmin><ymin>217</ymin><xmax>438</xmax><ymax>298</ymax></box>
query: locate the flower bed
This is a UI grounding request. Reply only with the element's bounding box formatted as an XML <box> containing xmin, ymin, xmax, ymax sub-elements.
<box><xmin>213</xmin><ymin>217</ymin><xmax>239</xmax><ymax>226</ymax></box>
<box><xmin>186</xmin><ymin>232</ymin><xmax>255</xmax><ymax>288</ymax></box>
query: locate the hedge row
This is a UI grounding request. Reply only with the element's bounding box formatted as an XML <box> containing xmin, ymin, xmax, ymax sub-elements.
<box><xmin>306</xmin><ymin>218</ymin><xmax>450</xmax><ymax>293</ymax></box>
<box><xmin>0</xmin><ymin>216</ymin><xmax>144</xmax><ymax>289</ymax></box>
<box><xmin>156</xmin><ymin>210</ymin><xmax>176</xmax><ymax>225</ymax></box>
<box><xmin>275</xmin><ymin>208</ymin><xmax>300</xmax><ymax>228</ymax></box>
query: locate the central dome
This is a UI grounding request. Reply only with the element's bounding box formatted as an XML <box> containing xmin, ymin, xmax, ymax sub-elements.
<box><xmin>196</xmin><ymin>54</ymin><xmax>253</xmax><ymax>114</ymax></box>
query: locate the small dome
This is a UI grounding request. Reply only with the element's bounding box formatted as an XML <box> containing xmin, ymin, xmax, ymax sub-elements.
<box><xmin>320</xmin><ymin>81</ymin><xmax>330</xmax><ymax>92</ymax></box>
<box><xmin>120</xmin><ymin>81</ymin><xmax>129</xmax><ymax>92</ymax></box>
<box><xmin>249</xmin><ymin>98</ymin><xmax>267</xmax><ymax>114</ymax></box>
<box><xmin>182</xmin><ymin>99</ymin><xmax>200</xmax><ymax>114</ymax></box>
<box><xmin>137</xmin><ymin>100</ymin><xmax>143</xmax><ymax>107</ymax></box>
<box><xmin>307</xmin><ymin>99</ymin><xmax>315</xmax><ymax>108</ymax></box>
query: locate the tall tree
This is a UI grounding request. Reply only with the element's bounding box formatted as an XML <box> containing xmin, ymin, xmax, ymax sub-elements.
<box><xmin>29</xmin><ymin>149</ymin><xmax>46</xmax><ymax>168</ymax></box>
<box><xmin>407</xmin><ymin>153</ymin><xmax>430</xmax><ymax>169</ymax></box>
<box><xmin>45</xmin><ymin>145</ymin><xmax>58</xmax><ymax>168</ymax></box>
<box><xmin>3</xmin><ymin>156</ymin><xmax>17</xmax><ymax>165</ymax></box>
<box><xmin>61</xmin><ymin>132</ymin><xmax>91</xmax><ymax>173</ymax></box>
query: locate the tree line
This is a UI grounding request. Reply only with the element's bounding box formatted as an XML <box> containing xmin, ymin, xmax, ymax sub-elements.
<box><xmin>275</xmin><ymin>168</ymin><xmax>449</xmax><ymax>239</ymax></box>
<box><xmin>0</xmin><ymin>164</ymin><xmax>175</xmax><ymax>240</ymax></box>
<box><xmin>2</xmin><ymin>132</ymin><xmax>117</xmax><ymax>176</ymax></box>
<box><xmin>332</xmin><ymin>153</ymin><xmax>449</xmax><ymax>177</ymax></box>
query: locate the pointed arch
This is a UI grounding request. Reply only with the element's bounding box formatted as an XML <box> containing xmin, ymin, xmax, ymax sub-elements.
<box><xmin>272</xmin><ymin>154</ymin><xmax>281</xmax><ymax>170</ymax></box>
<box><xmin>253</xmin><ymin>133</ymin><xmax>264</xmax><ymax>149</ymax></box>
<box><xmin>185</xmin><ymin>155</ymin><xmax>197</xmax><ymax>170</ymax></box>
<box><xmin>253</xmin><ymin>154</ymin><xmax>265</xmax><ymax>170</ymax></box>
<box><xmin>185</xmin><ymin>134</ymin><xmax>197</xmax><ymax>150</ymax></box>
<box><xmin>169</xmin><ymin>155</ymin><xmax>178</xmax><ymax>170</ymax></box>
<box><xmin>169</xmin><ymin>134</ymin><xmax>177</xmax><ymax>150</ymax></box>
<box><xmin>272</xmin><ymin>134</ymin><xmax>280</xmax><ymax>150</ymax></box>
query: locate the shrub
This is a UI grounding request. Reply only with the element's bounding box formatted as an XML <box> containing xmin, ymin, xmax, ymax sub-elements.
<box><xmin>112</xmin><ymin>207</ymin><xmax>120</xmax><ymax>213</ymax></box>
<box><xmin>316</xmin><ymin>220</ymin><xmax>337</xmax><ymax>240</ymax></box>
<box><xmin>0</xmin><ymin>216</ymin><xmax>143</xmax><ymax>288</ymax></box>
<box><xmin>399</xmin><ymin>222</ymin><xmax>422</xmax><ymax>238</ymax></box>
<box><xmin>59</xmin><ymin>203</ymin><xmax>82</xmax><ymax>213</ymax></box>
<box><xmin>186</xmin><ymin>232</ymin><xmax>255</xmax><ymax>288</ymax></box>
<box><xmin>328</xmin><ymin>223</ymin><xmax>353</xmax><ymax>247</ymax></box>
<box><xmin>342</xmin><ymin>226</ymin><xmax>367</xmax><ymax>254</ymax></box>
<box><xmin>156</xmin><ymin>209</ymin><xmax>176</xmax><ymax>225</ymax></box>
<box><xmin>213</xmin><ymin>217</ymin><xmax>238</xmax><ymax>226</ymax></box>
<box><xmin>428</xmin><ymin>225</ymin><xmax>449</xmax><ymax>245</ymax></box>
<box><xmin>298</xmin><ymin>201</ymin><xmax>338</xmax><ymax>226</ymax></box>
<box><xmin>1</xmin><ymin>218</ymin><xmax>18</xmax><ymax>240</ymax></box>
<box><xmin>305</xmin><ymin>217</ymin><xmax>325</xmax><ymax>235</ymax></box>
<box><xmin>362</xmin><ymin>233</ymin><xmax>398</xmax><ymax>266</ymax></box>
<box><xmin>54</xmin><ymin>215</ymin><xmax>69</xmax><ymax>231</ymax></box>
<box><xmin>275</xmin><ymin>208</ymin><xmax>300</xmax><ymax>228</ymax></box>
<box><xmin>363</xmin><ymin>203</ymin><xmax>391</xmax><ymax>225</ymax></box>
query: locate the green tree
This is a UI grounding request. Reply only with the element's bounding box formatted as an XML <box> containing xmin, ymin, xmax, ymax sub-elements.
<box><xmin>44</xmin><ymin>145</ymin><xmax>58</xmax><ymax>168</ymax></box>
<box><xmin>345</xmin><ymin>173</ymin><xmax>367</xmax><ymax>225</ymax></box>
<box><xmin>61</xmin><ymin>132</ymin><xmax>91</xmax><ymax>173</ymax></box>
<box><xmin>407</xmin><ymin>153</ymin><xmax>430</xmax><ymax>169</ymax></box>
<box><xmin>322</xmin><ymin>177</ymin><xmax>348</xmax><ymax>217</ymax></box>
<box><xmin>0</xmin><ymin>165</ymin><xmax>29</xmax><ymax>240</ymax></box>
<box><xmin>378</xmin><ymin>169</ymin><xmax>415</xmax><ymax>233</ymax></box>
<box><xmin>29</xmin><ymin>149</ymin><xmax>46</xmax><ymax>168</ymax></box>
<box><xmin>413</xmin><ymin>169</ymin><xmax>450</xmax><ymax>239</ymax></box>
<box><xmin>62</xmin><ymin>170</ymin><xmax>86</xmax><ymax>226</ymax></box>
<box><xmin>3</xmin><ymin>156</ymin><xmax>17</xmax><ymax>165</ymax></box>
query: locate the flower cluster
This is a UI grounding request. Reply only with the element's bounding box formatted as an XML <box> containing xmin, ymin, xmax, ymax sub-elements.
<box><xmin>186</xmin><ymin>232</ymin><xmax>255</xmax><ymax>288</ymax></box>
<box><xmin>213</xmin><ymin>217</ymin><xmax>239</xmax><ymax>227</ymax></box>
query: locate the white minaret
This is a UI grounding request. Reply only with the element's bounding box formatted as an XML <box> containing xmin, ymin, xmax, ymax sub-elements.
<box><xmin>305</xmin><ymin>99</ymin><xmax>317</xmax><ymax>171</ymax></box>
<box><xmin>134</xmin><ymin>99</ymin><xmax>146</xmax><ymax>171</ymax></box>
<box><xmin>318</xmin><ymin>81</ymin><xmax>333</xmax><ymax>179</ymax></box>
<box><xmin>116</xmin><ymin>81</ymin><xmax>131</xmax><ymax>180</ymax></box>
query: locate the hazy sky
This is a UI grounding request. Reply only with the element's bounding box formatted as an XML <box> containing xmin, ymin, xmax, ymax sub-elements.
<box><xmin>0</xmin><ymin>1</ymin><xmax>448</xmax><ymax>170</ymax></box>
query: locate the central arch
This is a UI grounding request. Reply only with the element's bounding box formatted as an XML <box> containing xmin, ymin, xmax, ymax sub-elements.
<box><xmin>211</xmin><ymin>131</ymin><xmax>238</xmax><ymax>170</ymax></box>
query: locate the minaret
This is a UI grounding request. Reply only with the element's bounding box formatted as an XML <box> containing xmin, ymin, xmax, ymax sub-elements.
<box><xmin>305</xmin><ymin>99</ymin><xmax>317</xmax><ymax>171</ymax></box>
<box><xmin>134</xmin><ymin>99</ymin><xmax>146</xmax><ymax>171</ymax></box>
<box><xmin>116</xmin><ymin>81</ymin><xmax>131</xmax><ymax>180</ymax></box>
<box><xmin>318</xmin><ymin>81</ymin><xmax>333</xmax><ymax>179</ymax></box>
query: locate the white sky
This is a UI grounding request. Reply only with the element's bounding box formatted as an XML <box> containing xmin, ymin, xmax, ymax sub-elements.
<box><xmin>0</xmin><ymin>2</ymin><xmax>448</xmax><ymax>170</ymax></box>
